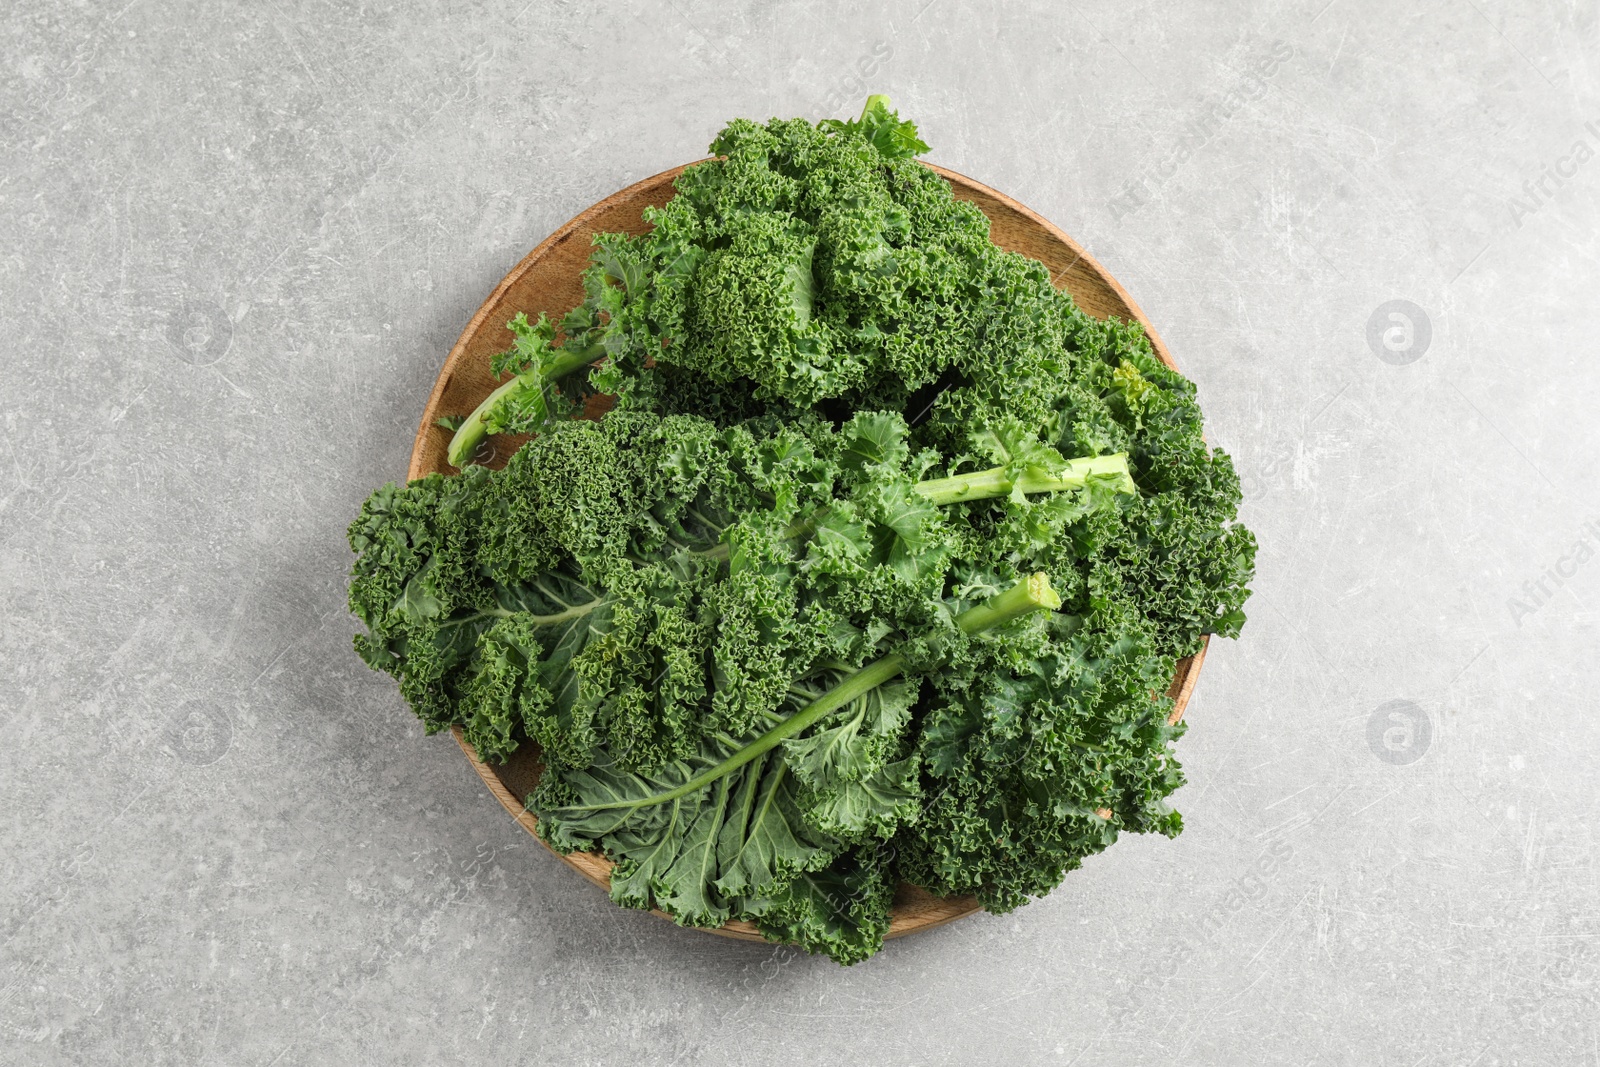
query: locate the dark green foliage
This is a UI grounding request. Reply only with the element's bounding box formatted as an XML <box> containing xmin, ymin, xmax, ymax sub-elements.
<box><xmin>350</xmin><ymin>99</ymin><xmax>1256</xmax><ymax>964</ymax></box>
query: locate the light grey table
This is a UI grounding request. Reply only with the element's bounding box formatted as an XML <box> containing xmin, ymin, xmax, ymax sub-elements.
<box><xmin>3</xmin><ymin>2</ymin><xmax>1596</xmax><ymax>1064</ymax></box>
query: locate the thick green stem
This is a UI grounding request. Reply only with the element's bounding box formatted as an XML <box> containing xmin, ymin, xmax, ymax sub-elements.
<box><xmin>860</xmin><ymin>94</ymin><xmax>891</xmax><ymax>119</ymax></box>
<box><xmin>955</xmin><ymin>571</ymin><xmax>1062</xmax><ymax>633</ymax></box>
<box><xmin>693</xmin><ymin>455</ymin><xmax>1132</xmax><ymax>563</ymax></box>
<box><xmin>554</xmin><ymin>573</ymin><xmax>1060</xmax><ymax>814</ymax></box>
<box><xmin>914</xmin><ymin>453</ymin><xmax>1134</xmax><ymax>505</ymax></box>
<box><xmin>445</xmin><ymin>349</ymin><xmax>594</xmax><ymax>468</ymax></box>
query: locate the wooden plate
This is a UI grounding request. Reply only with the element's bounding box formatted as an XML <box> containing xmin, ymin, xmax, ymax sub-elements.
<box><xmin>407</xmin><ymin>161</ymin><xmax>1209</xmax><ymax>944</ymax></box>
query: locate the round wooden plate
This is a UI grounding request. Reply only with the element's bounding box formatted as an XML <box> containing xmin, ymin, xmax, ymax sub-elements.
<box><xmin>407</xmin><ymin>161</ymin><xmax>1209</xmax><ymax>944</ymax></box>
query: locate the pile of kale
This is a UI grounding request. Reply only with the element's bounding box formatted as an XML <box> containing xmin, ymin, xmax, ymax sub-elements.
<box><xmin>348</xmin><ymin>99</ymin><xmax>1255</xmax><ymax>964</ymax></box>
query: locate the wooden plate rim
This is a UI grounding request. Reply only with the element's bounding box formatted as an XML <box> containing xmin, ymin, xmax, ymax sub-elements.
<box><xmin>409</xmin><ymin>159</ymin><xmax>1210</xmax><ymax>944</ymax></box>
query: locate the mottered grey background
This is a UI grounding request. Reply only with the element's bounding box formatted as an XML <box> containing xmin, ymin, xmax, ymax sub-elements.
<box><xmin>3</xmin><ymin>1</ymin><xmax>1597</xmax><ymax>1064</ymax></box>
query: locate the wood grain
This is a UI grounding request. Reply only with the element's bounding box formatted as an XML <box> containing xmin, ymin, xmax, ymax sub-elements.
<box><xmin>409</xmin><ymin>161</ymin><xmax>1209</xmax><ymax>944</ymax></box>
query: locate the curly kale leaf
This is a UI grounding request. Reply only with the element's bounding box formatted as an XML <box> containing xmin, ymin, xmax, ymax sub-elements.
<box><xmin>818</xmin><ymin>95</ymin><xmax>931</xmax><ymax>161</ymax></box>
<box><xmin>531</xmin><ymin>574</ymin><xmax>1060</xmax><ymax>963</ymax></box>
<box><xmin>782</xmin><ymin>678</ymin><xmax>922</xmax><ymax>841</ymax></box>
<box><xmin>902</xmin><ymin>608</ymin><xmax>1184</xmax><ymax>912</ymax></box>
<box><xmin>746</xmin><ymin>846</ymin><xmax>896</xmax><ymax>965</ymax></box>
<box><xmin>358</xmin><ymin>98</ymin><xmax>1259</xmax><ymax>965</ymax></box>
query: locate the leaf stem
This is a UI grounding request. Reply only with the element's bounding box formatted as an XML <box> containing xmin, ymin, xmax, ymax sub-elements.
<box><xmin>552</xmin><ymin>573</ymin><xmax>1060</xmax><ymax>813</ymax></box>
<box><xmin>914</xmin><ymin>453</ymin><xmax>1134</xmax><ymax>506</ymax></box>
<box><xmin>693</xmin><ymin>454</ymin><xmax>1132</xmax><ymax>562</ymax></box>
<box><xmin>445</xmin><ymin>349</ymin><xmax>594</xmax><ymax>468</ymax></box>
<box><xmin>860</xmin><ymin>94</ymin><xmax>891</xmax><ymax>119</ymax></box>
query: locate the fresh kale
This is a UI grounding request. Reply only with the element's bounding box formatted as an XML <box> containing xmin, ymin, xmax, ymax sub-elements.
<box><xmin>350</xmin><ymin>98</ymin><xmax>1257</xmax><ymax>964</ymax></box>
<box><xmin>353</xmin><ymin>412</ymin><xmax>1131</xmax><ymax>771</ymax></box>
<box><xmin>536</xmin><ymin>574</ymin><xmax>1062</xmax><ymax>963</ymax></box>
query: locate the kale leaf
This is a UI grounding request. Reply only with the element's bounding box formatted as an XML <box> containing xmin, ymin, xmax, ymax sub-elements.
<box><xmin>350</xmin><ymin>98</ymin><xmax>1257</xmax><ymax>964</ymax></box>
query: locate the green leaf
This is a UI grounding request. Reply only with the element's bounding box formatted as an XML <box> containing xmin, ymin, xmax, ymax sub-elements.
<box><xmin>714</xmin><ymin>756</ymin><xmax>832</xmax><ymax>898</ymax></box>
<box><xmin>819</xmin><ymin>96</ymin><xmax>930</xmax><ymax>161</ymax></box>
<box><xmin>839</xmin><ymin>411</ymin><xmax>910</xmax><ymax>477</ymax></box>
<box><xmin>539</xmin><ymin>741</ymin><xmax>842</xmax><ymax>934</ymax></box>
<box><xmin>392</xmin><ymin>557</ymin><xmax>446</xmax><ymax>621</ymax></box>
<box><xmin>349</xmin><ymin>92</ymin><xmax>1258</xmax><ymax>966</ymax></box>
<box><xmin>781</xmin><ymin>677</ymin><xmax>921</xmax><ymax>841</ymax></box>
<box><xmin>750</xmin><ymin>847</ymin><xmax>895</xmax><ymax>965</ymax></box>
<box><xmin>653</xmin><ymin>776</ymin><xmax>736</xmax><ymax>926</ymax></box>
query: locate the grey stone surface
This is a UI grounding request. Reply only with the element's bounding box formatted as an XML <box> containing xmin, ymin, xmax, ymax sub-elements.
<box><xmin>2</xmin><ymin>1</ymin><xmax>1597</xmax><ymax>1063</ymax></box>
